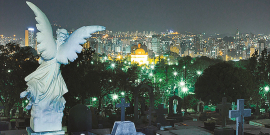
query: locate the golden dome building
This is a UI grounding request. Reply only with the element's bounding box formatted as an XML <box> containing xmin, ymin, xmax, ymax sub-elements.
<box><xmin>131</xmin><ymin>43</ymin><xmax>148</xmax><ymax>65</ymax></box>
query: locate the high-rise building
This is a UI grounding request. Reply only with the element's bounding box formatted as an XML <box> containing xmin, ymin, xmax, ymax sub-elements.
<box><xmin>151</xmin><ymin>35</ymin><xmax>161</xmax><ymax>56</ymax></box>
<box><xmin>258</xmin><ymin>39</ymin><xmax>266</xmax><ymax>55</ymax></box>
<box><xmin>25</xmin><ymin>28</ymin><xmax>35</xmax><ymax>47</ymax></box>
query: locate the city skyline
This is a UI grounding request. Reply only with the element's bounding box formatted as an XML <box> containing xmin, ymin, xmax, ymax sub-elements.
<box><xmin>1</xmin><ymin>0</ymin><xmax>270</xmax><ymax>38</ymax></box>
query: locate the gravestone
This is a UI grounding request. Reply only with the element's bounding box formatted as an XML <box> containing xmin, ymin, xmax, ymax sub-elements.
<box><xmin>111</xmin><ymin>121</ymin><xmax>144</xmax><ymax>135</ymax></box>
<box><xmin>116</xmin><ymin>98</ymin><xmax>130</xmax><ymax>121</ymax></box>
<box><xmin>197</xmin><ymin>99</ymin><xmax>204</xmax><ymax>113</ymax></box>
<box><xmin>216</xmin><ymin>97</ymin><xmax>231</xmax><ymax>127</ymax></box>
<box><xmin>229</xmin><ymin>99</ymin><xmax>251</xmax><ymax>135</ymax></box>
<box><xmin>68</xmin><ymin>104</ymin><xmax>92</xmax><ymax>135</ymax></box>
<box><xmin>144</xmin><ymin>107</ymin><xmax>156</xmax><ymax>126</ymax></box>
<box><xmin>139</xmin><ymin>97</ymin><xmax>146</xmax><ymax>116</ymax></box>
<box><xmin>214</xmin><ymin>97</ymin><xmax>234</xmax><ymax>135</ymax></box>
<box><xmin>134</xmin><ymin>84</ymin><xmax>154</xmax><ymax>124</ymax></box>
<box><xmin>111</xmin><ymin>98</ymin><xmax>144</xmax><ymax>135</ymax></box>
<box><xmin>168</xmin><ymin>95</ymin><xmax>182</xmax><ymax>117</ymax></box>
<box><xmin>155</xmin><ymin>104</ymin><xmax>169</xmax><ymax>126</ymax></box>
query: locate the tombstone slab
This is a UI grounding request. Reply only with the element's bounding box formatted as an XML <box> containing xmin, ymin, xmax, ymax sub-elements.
<box><xmin>155</xmin><ymin>104</ymin><xmax>169</xmax><ymax>126</ymax></box>
<box><xmin>26</xmin><ymin>127</ymin><xmax>65</xmax><ymax>135</ymax></box>
<box><xmin>68</xmin><ymin>104</ymin><xmax>92</xmax><ymax>134</ymax></box>
<box><xmin>111</xmin><ymin>121</ymin><xmax>144</xmax><ymax>135</ymax></box>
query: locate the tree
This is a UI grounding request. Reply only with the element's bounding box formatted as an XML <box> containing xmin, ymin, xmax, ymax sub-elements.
<box><xmin>0</xmin><ymin>43</ymin><xmax>38</xmax><ymax>116</ymax></box>
<box><xmin>195</xmin><ymin>62</ymin><xmax>258</xmax><ymax>105</ymax></box>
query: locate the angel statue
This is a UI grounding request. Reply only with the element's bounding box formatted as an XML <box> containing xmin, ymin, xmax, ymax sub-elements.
<box><xmin>20</xmin><ymin>1</ymin><xmax>105</xmax><ymax>132</ymax></box>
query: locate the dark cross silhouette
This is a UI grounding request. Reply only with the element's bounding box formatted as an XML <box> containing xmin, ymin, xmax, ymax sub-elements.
<box><xmin>116</xmin><ymin>98</ymin><xmax>130</xmax><ymax>121</ymax></box>
<box><xmin>229</xmin><ymin>99</ymin><xmax>251</xmax><ymax>135</ymax></box>
<box><xmin>216</xmin><ymin>97</ymin><xmax>231</xmax><ymax>127</ymax></box>
<box><xmin>155</xmin><ymin>104</ymin><xmax>168</xmax><ymax>126</ymax></box>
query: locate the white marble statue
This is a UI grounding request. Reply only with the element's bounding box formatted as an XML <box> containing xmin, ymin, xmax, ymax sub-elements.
<box><xmin>20</xmin><ymin>1</ymin><xmax>105</xmax><ymax>132</ymax></box>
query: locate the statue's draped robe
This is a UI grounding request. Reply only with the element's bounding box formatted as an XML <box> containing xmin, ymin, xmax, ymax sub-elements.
<box><xmin>25</xmin><ymin>58</ymin><xmax>67</xmax><ymax>121</ymax></box>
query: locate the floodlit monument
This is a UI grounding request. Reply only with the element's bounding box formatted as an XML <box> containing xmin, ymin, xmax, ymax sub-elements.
<box><xmin>131</xmin><ymin>43</ymin><xmax>148</xmax><ymax>65</ymax></box>
<box><xmin>20</xmin><ymin>1</ymin><xmax>105</xmax><ymax>134</ymax></box>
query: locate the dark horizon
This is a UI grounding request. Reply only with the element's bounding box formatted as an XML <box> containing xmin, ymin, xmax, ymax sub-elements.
<box><xmin>1</xmin><ymin>0</ymin><xmax>270</xmax><ymax>38</ymax></box>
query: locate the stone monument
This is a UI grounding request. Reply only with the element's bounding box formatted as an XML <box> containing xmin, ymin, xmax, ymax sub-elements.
<box><xmin>20</xmin><ymin>1</ymin><xmax>105</xmax><ymax>134</ymax></box>
<box><xmin>68</xmin><ymin>104</ymin><xmax>92</xmax><ymax>135</ymax></box>
<box><xmin>111</xmin><ymin>98</ymin><xmax>144</xmax><ymax>135</ymax></box>
<box><xmin>116</xmin><ymin>98</ymin><xmax>130</xmax><ymax>121</ymax></box>
<box><xmin>214</xmin><ymin>97</ymin><xmax>234</xmax><ymax>135</ymax></box>
<box><xmin>229</xmin><ymin>99</ymin><xmax>251</xmax><ymax>135</ymax></box>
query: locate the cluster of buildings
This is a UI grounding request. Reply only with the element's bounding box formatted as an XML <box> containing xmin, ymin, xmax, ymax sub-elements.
<box><xmin>84</xmin><ymin>29</ymin><xmax>270</xmax><ymax>62</ymax></box>
<box><xmin>1</xmin><ymin>28</ymin><xmax>270</xmax><ymax>63</ymax></box>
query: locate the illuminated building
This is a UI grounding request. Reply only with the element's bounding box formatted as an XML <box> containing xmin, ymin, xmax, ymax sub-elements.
<box><xmin>250</xmin><ymin>45</ymin><xmax>255</xmax><ymax>58</ymax></box>
<box><xmin>25</xmin><ymin>28</ymin><xmax>35</xmax><ymax>47</ymax></box>
<box><xmin>131</xmin><ymin>43</ymin><xmax>148</xmax><ymax>65</ymax></box>
<box><xmin>151</xmin><ymin>35</ymin><xmax>161</xmax><ymax>56</ymax></box>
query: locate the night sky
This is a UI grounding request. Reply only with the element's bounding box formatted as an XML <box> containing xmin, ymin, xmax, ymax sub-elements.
<box><xmin>1</xmin><ymin>0</ymin><xmax>270</xmax><ymax>38</ymax></box>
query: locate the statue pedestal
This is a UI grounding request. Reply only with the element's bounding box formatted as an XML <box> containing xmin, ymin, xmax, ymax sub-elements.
<box><xmin>26</xmin><ymin>127</ymin><xmax>65</xmax><ymax>135</ymax></box>
<box><xmin>30</xmin><ymin>105</ymin><xmax>64</xmax><ymax>132</ymax></box>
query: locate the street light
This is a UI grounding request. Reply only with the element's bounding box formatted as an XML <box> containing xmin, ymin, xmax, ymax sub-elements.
<box><xmin>182</xmin><ymin>87</ymin><xmax>188</xmax><ymax>93</ymax></box>
<box><xmin>173</xmin><ymin>71</ymin><xmax>177</xmax><ymax>76</ymax></box>
<box><xmin>121</xmin><ymin>92</ymin><xmax>125</xmax><ymax>96</ymax></box>
<box><xmin>180</xmin><ymin>81</ymin><xmax>185</xmax><ymax>86</ymax></box>
<box><xmin>92</xmin><ymin>97</ymin><xmax>97</xmax><ymax>101</ymax></box>
<box><xmin>111</xmin><ymin>63</ymin><xmax>115</xmax><ymax>68</ymax></box>
<box><xmin>197</xmin><ymin>71</ymin><xmax>202</xmax><ymax>76</ymax></box>
<box><xmin>265</xmin><ymin>86</ymin><xmax>269</xmax><ymax>92</ymax></box>
<box><xmin>112</xmin><ymin>94</ymin><xmax>118</xmax><ymax>100</ymax></box>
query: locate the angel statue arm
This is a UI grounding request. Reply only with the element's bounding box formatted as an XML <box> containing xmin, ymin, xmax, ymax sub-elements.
<box><xmin>20</xmin><ymin>1</ymin><xmax>105</xmax><ymax>110</ymax></box>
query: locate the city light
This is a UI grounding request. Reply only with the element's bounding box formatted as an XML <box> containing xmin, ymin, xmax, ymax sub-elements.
<box><xmin>92</xmin><ymin>97</ymin><xmax>97</xmax><ymax>101</ymax></box>
<box><xmin>151</xmin><ymin>65</ymin><xmax>154</xmax><ymax>69</ymax></box>
<box><xmin>149</xmin><ymin>73</ymin><xmax>153</xmax><ymax>76</ymax></box>
<box><xmin>28</xmin><ymin>28</ymin><xmax>34</xmax><ymax>31</ymax></box>
<box><xmin>121</xmin><ymin>92</ymin><xmax>125</xmax><ymax>96</ymax></box>
<box><xmin>173</xmin><ymin>71</ymin><xmax>177</xmax><ymax>76</ymax></box>
<box><xmin>111</xmin><ymin>63</ymin><xmax>115</xmax><ymax>68</ymax></box>
<box><xmin>159</xmin><ymin>79</ymin><xmax>162</xmax><ymax>82</ymax></box>
<box><xmin>8</xmin><ymin>70</ymin><xmax>11</xmax><ymax>73</ymax></box>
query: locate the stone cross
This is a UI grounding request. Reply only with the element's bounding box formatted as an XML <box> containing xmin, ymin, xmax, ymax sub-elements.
<box><xmin>116</xmin><ymin>98</ymin><xmax>130</xmax><ymax>121</ymax></box>
<box><xmin>229</xmin><ymin>99</ymin><xmax>251</xmax><ymax>135</ymax></box>
<box><xmin>216</xmin><ymin>97</ymin><xmax>231</xmax><ymax>127</ymax></box>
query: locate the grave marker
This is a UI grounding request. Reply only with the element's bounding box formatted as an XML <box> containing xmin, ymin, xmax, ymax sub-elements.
<box><xmin>145</xmin><ymin>107</ymin><xmax>155</xmax><ymax>126</ymax></box>
<box><xmin>229</xmin><ymin>99</ymin><xmax>251</xmax><ymax>135</ymax></box>
<box><xmin>155</xmin><ymin>104</ymin><xmax>168</xmax><ymax>126</ymax></box>
<box><xmin>216</xmin><ymin>97</ymin><xmax>231</xmax><ymax>127</ymax></box>
<box><xmin>116</xmin><ymin>98</ymin><xmax>130</xmax><ymax>121</ymax></box>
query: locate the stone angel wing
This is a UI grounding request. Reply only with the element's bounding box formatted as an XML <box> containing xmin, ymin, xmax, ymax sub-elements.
<box><xmin>56</xmin><ymin>25</ymin><xmax>105</xmax><ymax>65</ymax></box>
<box><xmin>26</xmin><ymin>1</ymin><xmax>57</xmax><ymax>60</ymax></box>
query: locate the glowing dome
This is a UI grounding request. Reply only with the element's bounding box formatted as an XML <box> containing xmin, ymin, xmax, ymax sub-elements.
<box><xmin>131</xmin><ymin>43</ymin><xmax>148</xmax><ymax>65</ymax></box>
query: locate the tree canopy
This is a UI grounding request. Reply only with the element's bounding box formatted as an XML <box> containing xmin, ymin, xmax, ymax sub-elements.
<box><xmin>195</xmin><ymin>62</ymin><xmax>258</xmax><ymax>104</ymax></box>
